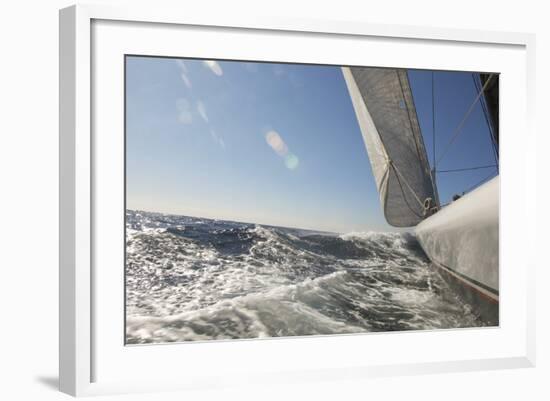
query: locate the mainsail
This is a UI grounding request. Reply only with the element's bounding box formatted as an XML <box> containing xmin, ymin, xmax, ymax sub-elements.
<box><xmin>342</xmin><ymin>67</ymin><xmax>437</xmax><ymax>227</ymax></box>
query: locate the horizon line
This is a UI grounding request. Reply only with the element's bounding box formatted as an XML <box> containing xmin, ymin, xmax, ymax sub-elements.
<box><xmin>125</xmin><ymin>207</ymin><xmax>346</xmax><ymax>235</ymax></box>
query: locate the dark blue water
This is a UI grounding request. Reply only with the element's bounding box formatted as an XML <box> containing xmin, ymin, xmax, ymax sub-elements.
<box><xmin>125</xmin><ymin>210</ymin><xmax>486</xmax><ymax>344</ymax></box>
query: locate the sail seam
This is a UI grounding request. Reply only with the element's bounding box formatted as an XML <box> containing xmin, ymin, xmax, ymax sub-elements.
<box><xmin>396</xmin><ymin>70</ymin><xmax>424</xmax><ymax>165</ymax></box>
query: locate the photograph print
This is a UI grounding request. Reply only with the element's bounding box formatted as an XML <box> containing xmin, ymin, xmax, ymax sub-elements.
<box><xmin>125</xmin><ymin>56</ymin><xmax>499</xmax><ymax>344</ymax></box>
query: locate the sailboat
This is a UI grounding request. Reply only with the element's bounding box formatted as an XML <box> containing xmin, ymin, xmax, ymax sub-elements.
<box><xmin>342</xmin><ymin>67</ymin><xmax>499</xmax><ymax>324</ymax></box>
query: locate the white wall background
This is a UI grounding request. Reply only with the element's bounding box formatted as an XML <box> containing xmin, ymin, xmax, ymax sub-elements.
<box><xmin>0</xmin><ymin>0</ymin><xmax>547</xmax><ymax>399</ymax></box>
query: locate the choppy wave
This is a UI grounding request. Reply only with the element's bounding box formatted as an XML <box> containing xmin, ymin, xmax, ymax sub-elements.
<box><xmin>125</xmin><ymin>210</ymin><xmax>486</xmax><ymax>344</ymax></box>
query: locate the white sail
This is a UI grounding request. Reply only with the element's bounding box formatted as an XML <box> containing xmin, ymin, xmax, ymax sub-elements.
<box><xmin>342</xmin><ymin>67</ymin><xmax>437</xmax><ymax>227</ymax></box>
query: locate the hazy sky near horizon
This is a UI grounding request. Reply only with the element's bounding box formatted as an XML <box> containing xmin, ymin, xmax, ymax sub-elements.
<box><xmin>126</xmin><ymin>56</ymin><xmax>497</xmax><ymax>233</ymax></box>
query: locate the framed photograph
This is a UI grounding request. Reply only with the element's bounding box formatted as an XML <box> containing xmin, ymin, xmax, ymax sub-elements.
<box><xmin>59</xmin><ymin>4</ymin><xmax>536</xmax><ymax>396</ymax></box>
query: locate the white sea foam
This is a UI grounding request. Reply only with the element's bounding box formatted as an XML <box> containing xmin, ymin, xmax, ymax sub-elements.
<box><xmin>125</xmin><ymin>210</ymin><xmax>488</xmax><ymax>344</ymax></box>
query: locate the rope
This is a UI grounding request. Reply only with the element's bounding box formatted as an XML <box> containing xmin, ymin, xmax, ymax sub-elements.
<box><xmin>472</xmin><ymin>74</ymin><xmax>499</xmax><ymax>167</ymax></box>
<box><xmin>430</xmin><ymin>71</ymin><xmax>439</xmax><ymax>208</ymax></box>
<box><xmin>396</xmin><ymin>71</ymin><xmax>424</xmax><ymax>162</ymax></box>
<box><xmin>461</xmin><ymin>169</ymin><xmax>498</xmax><ymax>194</ymax></box>
<box><xmin>437</xmin><ymin>164</ymin><xmax>497</xmax><ymax>173</ymax></box>
<box><xmin>389</xmin><ymin>160</ymin><xmax>425</xmax><ymax>210</ymax></box>
<box><xmin>435</xmin><ymin>74</ymin><xmax>494</xmax><ymax>167</ymax></box>
<box><xmin>388</xmin><ymin>163</ymin><xmax>424</xmax><ymax>219</ymax></box>
<box><xmin>438</xmin><ymin>169</ymin><xmax>497</xmax><ymax>206</ymax></box>
<box><xmin>432</xmin><ymin>71</ymin><xmax>436</xmax><ymax>167</ymax></box>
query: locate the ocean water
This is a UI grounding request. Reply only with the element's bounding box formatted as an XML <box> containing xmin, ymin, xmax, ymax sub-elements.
<box><xmin>125</xmin><ymin>210</ymin><xmax>487</xmax><ymax>344</ymax></box>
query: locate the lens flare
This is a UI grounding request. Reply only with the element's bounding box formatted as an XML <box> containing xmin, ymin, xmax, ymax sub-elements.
<box><xmin>197</xmin><ymin>100</ymin><xmax>208</xmax><ymax>123</ymax></box>
<box><xmin>175</xmin><ymin>60</ymin><xmax>192</xmax><ymax>88</ymax></box>
<box><xmin>203</xmin><ymin>60</ymin><xmax>223</xmax><ymax>76</ymax></box>
<box><xmin>265</xmin><ymin>129</ymin><xmax>299</xmax><ymax>170</ymax></box>
<box><xmin>265</xmin><ymin>130</ymin><xmax>288</xmax><ymax>157</ymax></box>
<box><xmin>285</xmin><ymin>153</ymin><xmax>299</xmax><ymax>170</ymax></box>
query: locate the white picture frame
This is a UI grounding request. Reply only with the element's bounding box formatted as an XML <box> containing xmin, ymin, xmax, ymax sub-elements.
<box><xmin>59</xmin><ymin>3</ymin><xmax>536</xmax><ymax>397</ymax></box>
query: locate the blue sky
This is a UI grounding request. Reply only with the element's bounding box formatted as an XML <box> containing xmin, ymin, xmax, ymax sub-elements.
<box><xmin>126</xmin><ymin>56</ymin><xmax>497</xmax><ymax>233</ymax></box>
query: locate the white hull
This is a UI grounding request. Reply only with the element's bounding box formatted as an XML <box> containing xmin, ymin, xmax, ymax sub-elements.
<box><xmin>415</xmin><ymin>177</ymin><xmax>499</xmax><ymax>320</ymax></box>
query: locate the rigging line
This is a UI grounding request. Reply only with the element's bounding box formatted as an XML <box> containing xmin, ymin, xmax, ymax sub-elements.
<box><xmin>472</xmin><ymin>73</ymin><xmax>498</xmax><ymax>154</ymax></box>
<box><xmin>473</xmin><ymin>75</ymin><xmax>493</xmax><ymax>137</ymax></box>
<box><xmin>473</xmin><ymin>74</ymin><xmax>500</xmax><ymax>168</ymax></box>
<box><xmin>432</xmin><ymin>71</ymin><xmax>436</xmax><ymax>168</ymax></box>
<box><xmin>462</xmin><ymin>169</ymin><xmax>498</xmax><ymax>194</ymax></box>
<box><xmin>396</xmin><ymin>70</ymin><xmax>424</xmax><ymax>163</ymax></box>
<box><xmin>389</xmin><ymin>160</ymin><xmax>425</xmax><ymax>210</ymax></box>
<box><xmin>435</xmin><ymin>74</ymin><xmax>494</xmax><ymax>167</ymax></box>
<box><xmin>389</xmin><ymin>163</ymin><xmax>423</xmax><ymax>219</ymax></box>
<box><xmin>437</xmin><ymin>164</ymin><xmax>497</xmax><ymax>173</ymax></box>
